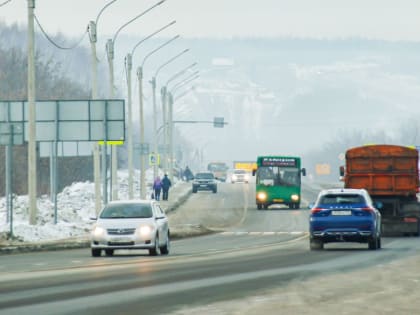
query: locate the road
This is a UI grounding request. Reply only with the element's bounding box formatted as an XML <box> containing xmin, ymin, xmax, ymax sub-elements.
<box><xmin>1</xmin><ymin>181</ymin><xmax>420</xmax><ymax>314</ymax></box>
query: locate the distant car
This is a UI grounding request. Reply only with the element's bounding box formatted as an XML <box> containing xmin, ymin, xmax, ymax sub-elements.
<box><xmin>231</xmin><ymin>169</ymin><xmax>250</xmax><ymax>183</ymax></box>
<box><xmin>192</xmin><ymin>171</ymin><xmax>217</xmax><ymax>193</ymax></box>
<box><xmin>90</xmin><ymin>200</ymin><xmax>170</xmax><ymax>257</ymax></box>
<box><xmin>309</xmin><ymin>188</ymin><xmax>382</xmax><ymax>250</ymax></box>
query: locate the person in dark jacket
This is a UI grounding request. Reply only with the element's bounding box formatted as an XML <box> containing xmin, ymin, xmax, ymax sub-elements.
<box><xmin>153</xmin><ymin>176</ymin><xmax>162</xmax><ymax>201</ymax></box>
<box><xmin>161</xmin><ymin>174</ymin><xmax>172</xmax><ymax>201</ymax></box>
<box><xmin>183</xmin><ymin>166</ymin><xmax>193</xmax><ymax>182</ymax></box>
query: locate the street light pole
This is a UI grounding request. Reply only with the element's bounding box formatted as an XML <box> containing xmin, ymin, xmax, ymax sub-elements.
<box><xmin>106</xmin><ymin>0</ymin><xmax>167</xmax><ymax>201</ymax></box>
<box><xmin>136</xmin><ymin>35</ymin><xmax>180</xmax><ymax>198</ymax></box>
<box><xmin>151</xmin><ymin>48</ymin><xmax>190</xmax><ymax>179</ymax></box>
<box><xmin>125</xmin><ymin>20</ymin><xmax>175</xmax><ymax>199</ymax></box>
<box><xmin>89</xmin><ymin>0</ymin><xmax>119</xmax><ymax>213</ymax></box>
<box><xmin>162</xmin><ymin>62</ymin><xmax>197</xmax><ymax>174</ymax></box>
<box><xmin>27</xmin><ymin>0</ymin><xmax>37</xmax><ymax>225</ymax></box>
<box><xmin>167</xmin><ymin>73</ymin><xmax>200</xmax><ymax>182</ymax></box>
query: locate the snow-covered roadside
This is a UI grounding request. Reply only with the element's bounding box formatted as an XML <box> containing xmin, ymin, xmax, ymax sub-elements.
<box><xmin>0</xmin><ymin>168</ymin><xmax>171</xmax><ymax>243</ymax></box>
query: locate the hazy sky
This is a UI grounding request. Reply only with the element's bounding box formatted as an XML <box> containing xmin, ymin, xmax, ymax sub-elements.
<box><xmin>1</xmin><ymin>0</ymin><xmax>420</xmax><ymax>41</ymax></box>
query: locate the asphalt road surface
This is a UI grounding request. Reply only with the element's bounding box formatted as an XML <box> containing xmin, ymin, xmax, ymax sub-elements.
<box><xmin>1</xmin><ymin>181</ymin><xmax>420</xmax><ymax>315</ymax></box>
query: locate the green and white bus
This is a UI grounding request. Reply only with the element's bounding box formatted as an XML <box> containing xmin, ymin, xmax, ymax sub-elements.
<box><xmin>253</xmin><ymin>156</ymin><xmax>306</xmax><ymax>210</ymax></box>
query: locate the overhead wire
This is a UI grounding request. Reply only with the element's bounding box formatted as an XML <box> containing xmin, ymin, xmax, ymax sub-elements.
<box><xmin>34</xmin><ymin>14</ymin><xmax>87</xmax><ymax>50</ymax></box>
<box><xmin>0</xmin><ymin>0</ymin><xmax>12</xmax><ymax>8</ymax></box>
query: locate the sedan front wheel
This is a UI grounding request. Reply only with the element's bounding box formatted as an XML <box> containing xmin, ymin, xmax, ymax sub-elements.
<box><xmin>91</xmin><ymin>248</ymin><xmax>101</xmax><ymax>257</ymax></box>
<box><xmin>160</xmin><ymin>233</ymin><xmax>170</xmax><ymax>255</ymax></box>
<box><xmin>149</xmin><ymin>234</ymin><xmax>160</xmax><ymax>256</ymax></box>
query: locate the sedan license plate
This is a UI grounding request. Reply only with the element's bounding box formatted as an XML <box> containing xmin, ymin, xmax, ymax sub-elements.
<box><xmin>200</xmin><ymin>184</ymin><xmax>207</xmax><ymax>187</ymax></box>
<box><xmin>110</xmin><ymin>237</ymin><xmax>131</xmax><ymax>243</ymax></box>
<box><xmin>331</xmin><ymin>210</ymin><xmax>352</xmax><ymax>216</ymax></box>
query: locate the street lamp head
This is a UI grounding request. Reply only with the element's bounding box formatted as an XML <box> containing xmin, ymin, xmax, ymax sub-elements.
<box><xmin>112</xmin><ymin>0</ymin><xmax>169</xmax><ymax>44</ymax></box>
<box><xmin>166</xmin><ymin>62</ymin><xmax>198</xmax><ymax>86</ymax></box>
<box><xmin>154</xmin><ymin>48</ymin><xmax>191</xmax><ymax>78</ymax></box>
<box><xmin>141</xmin><ymin>35</ymin><xmax>180</xmax><ymax>68</ymax></box>
<box><xmin>131</xmin><ymin>20</ymin><xmax>176</xmax><ymax>57</ymax></box>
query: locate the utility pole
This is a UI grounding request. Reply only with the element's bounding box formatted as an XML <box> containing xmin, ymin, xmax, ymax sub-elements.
<box><xmin>27</xmin><ymin>0</ymin><xmax>37</xmax><ymax>225</ymax></box>
<box><xmin>125</xmin><ymin>53</ymin><xmax>134</xmax><ymax>199</ymax></box>
<box><xmin>88</xmin><ymin>20</ymin><xmax>102</xmax><ymax>215</ymax></box>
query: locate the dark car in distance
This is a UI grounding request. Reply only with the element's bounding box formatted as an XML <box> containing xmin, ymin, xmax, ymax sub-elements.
<box><xmin>309</xmin><ymin>188</ymin><xmax>382</xmax><ymax>250</ymax></box>
<box><xmin>192</xmin><ymin>171</ymin><xmax>217</xmax><ymax>193</ymax></box>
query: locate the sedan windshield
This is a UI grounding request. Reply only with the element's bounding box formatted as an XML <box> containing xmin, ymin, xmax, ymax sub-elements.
<box><xmin>100</xmin><ymin>204</ymin><xmax>153</xmax><ymax>219</ymax></box>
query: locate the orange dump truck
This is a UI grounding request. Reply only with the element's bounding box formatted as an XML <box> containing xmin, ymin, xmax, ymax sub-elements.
<box><xmin>340</xmin><ymin>144</ymin><xmax>420</xmax><ymax>235</ymax></box>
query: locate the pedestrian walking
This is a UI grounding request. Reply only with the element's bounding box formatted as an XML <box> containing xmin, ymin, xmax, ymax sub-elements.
<box><xmin>183</xmin><ymin>166</ymin><xmax>193</xmax><ymax>182</ymax></box>
<box><xmin>161</xmin><ymin>174</ymin><xmax>172</xmax><ymax>201</ymax></box>
<box><xmin>153</xmin><ymin>176</ymin><xmax>162</xmax><ymax>201</ymax></box>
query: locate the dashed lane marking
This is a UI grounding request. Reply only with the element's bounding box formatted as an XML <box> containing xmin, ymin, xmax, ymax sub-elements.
<box><xmin>220</xmin><ymin>231</ymin><xmax>307</xmax><ymax>236</ymax></box>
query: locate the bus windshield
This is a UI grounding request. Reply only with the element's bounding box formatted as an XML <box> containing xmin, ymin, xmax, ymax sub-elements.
<box><xmin>257</xmin><ymin>166</ymin><xmax>300</xmax><ymax>186</ymax></box>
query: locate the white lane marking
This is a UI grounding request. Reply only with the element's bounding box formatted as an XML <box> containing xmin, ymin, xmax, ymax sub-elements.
<box><xmin>220</xmin><ymin>231</ymin><xmax>308</xmax><ymax>236</ymax></box>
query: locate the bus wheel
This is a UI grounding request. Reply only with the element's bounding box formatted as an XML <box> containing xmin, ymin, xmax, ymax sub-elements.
<box><xmin>263</xmin><ymin>204</ymin><xmax>269</xmax><ymax>210</ymax></box>
<box><xmin>257</xmin><ymin>204</ymin><xmax>262</xmax><ymax>210</ymax></box>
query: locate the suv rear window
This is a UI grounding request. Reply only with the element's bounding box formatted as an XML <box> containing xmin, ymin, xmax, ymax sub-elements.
<box><xmin>320</xmin><ymin>194</ymin><xmax>365</xmax><ymax>205</ymax></box>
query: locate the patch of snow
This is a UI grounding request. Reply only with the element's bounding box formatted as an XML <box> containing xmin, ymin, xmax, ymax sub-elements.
<box><xmin>0</xmin><ymin>168</ymin><xmax>175</xmax><ymax>243</ymax></box>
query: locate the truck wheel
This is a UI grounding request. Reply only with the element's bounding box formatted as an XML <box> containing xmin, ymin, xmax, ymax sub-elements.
<box><xmin>263</xmin><ymin>204</ymin><xmax>269</xmax><ymax>210</ymax></box>
<box><xmin>192</xmin><ymin>188</ymin><xmax>197</xmax><ymax>193</ymax></box>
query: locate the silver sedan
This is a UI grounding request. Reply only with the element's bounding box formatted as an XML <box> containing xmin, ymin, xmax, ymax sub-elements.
<box><xmin>90</xmin><ymin>200</ymin><xmax>170</xmax><ymax>257</ymax></box>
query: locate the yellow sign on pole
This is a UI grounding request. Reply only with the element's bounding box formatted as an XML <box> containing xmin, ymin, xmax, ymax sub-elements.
<box><xmin>98</xmin><ymin>140</ymin><xmax>124</xmax><ymax>145</ymax></box>
<box><xmin>149</xmin><ymin>153</ymin><xmax>160</xmax><ymax>166</ymax></box>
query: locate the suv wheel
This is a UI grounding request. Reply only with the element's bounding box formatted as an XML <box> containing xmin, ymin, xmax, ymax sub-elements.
<box><xmin>310</xmin><ymin>239</ymin><xmax>324</xmax><ymax>250</ymax></box>
<box><xmin>368</xmin><ymin>236</ymin><xmax>380</xmax><ymax>250</ymax></box>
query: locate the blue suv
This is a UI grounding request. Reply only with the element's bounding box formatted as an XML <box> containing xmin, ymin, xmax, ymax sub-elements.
<box><xmin>309</xmin><ymin>188</ymin><xmax>382</xmax><ymax>250</ymax></box>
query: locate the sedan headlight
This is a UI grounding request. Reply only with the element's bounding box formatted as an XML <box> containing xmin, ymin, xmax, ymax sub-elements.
<box><xmin>92</xmin><ymin>225</ymin><xmax>106</xmax><ymax>238</ymax></box>
<box><xmin>291</xmin><ymin>194</ymin><xmax>299</xmax><ymax>201</ymax></box>
<box><xmin>137</xmin><ymin>225</ymin><xmax>153</xmax><ymax>237</ymax></box>
<box><xmin>257</xmin><ymin>192</ymin><xmax>267</xmax><ymax>201</ymax></box>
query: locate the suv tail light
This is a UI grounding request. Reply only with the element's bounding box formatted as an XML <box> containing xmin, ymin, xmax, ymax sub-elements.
<box><xmin>310</xmin><ymin>207</ymin><xmax>324</xmax><ymax>214</ymax></box>
<box><xmin>361</xmin><ymin>207</ymin><xmax>375</xmax><ymax>213</ymax></box>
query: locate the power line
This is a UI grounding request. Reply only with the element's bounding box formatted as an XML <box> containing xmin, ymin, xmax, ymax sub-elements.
<box><xmin>34</xmin><ymin>14</ymin><xmax>87</xmax><ymax>50</ymax></box>
<box><xmin>0</xmin><ymin>0</ymin><xmax>12</xmax><ymax>8</ymax></box>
